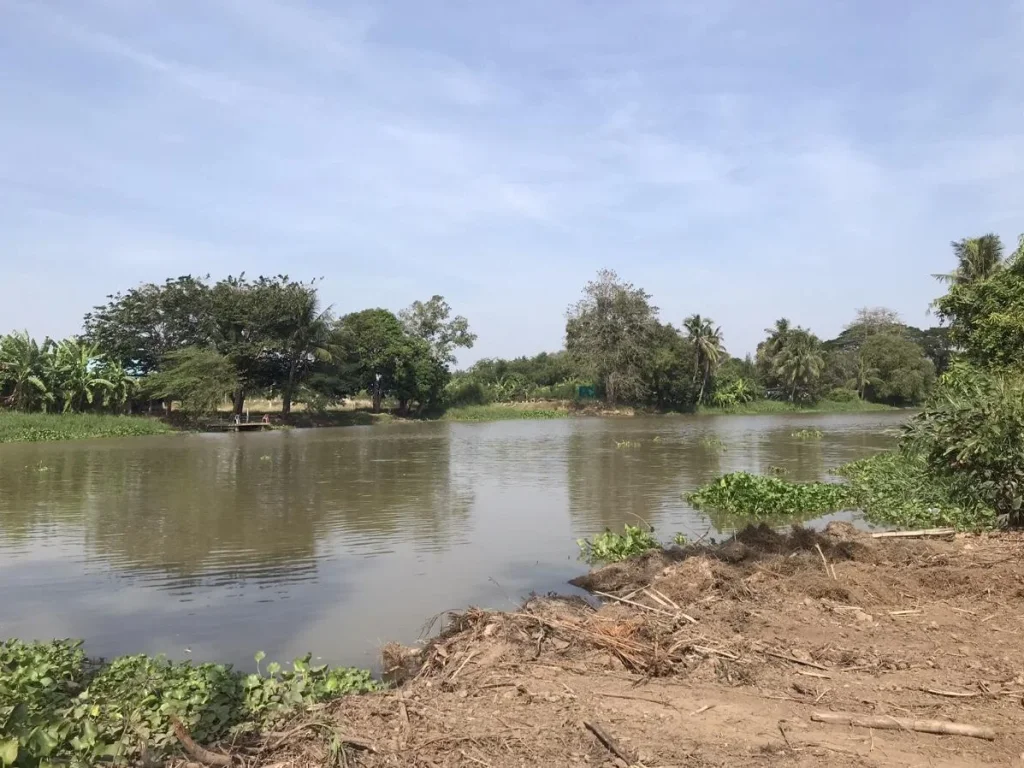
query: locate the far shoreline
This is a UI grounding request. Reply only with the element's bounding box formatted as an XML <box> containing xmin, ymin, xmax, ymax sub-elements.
<box><xmin>0</xmin><ymin>399</ymin><xmax>903</xmax><ymax>444</ymax></box>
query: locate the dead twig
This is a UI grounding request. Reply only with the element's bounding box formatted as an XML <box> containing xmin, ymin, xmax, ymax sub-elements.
<box><xmin>814</xmin><ymin>544</ymin><xmax>835</xmax><ymax>580</ymax></box>
<box><xmin>763</xmin><ymin>650</ymin><xmax>829</xmax><ymax>671</ymax></box>
<box><xmin>810</xmin><ymin>712</ymin><xmax>995</xmax><ymax>740</ymax></box>
<box><xmin>598</xmin><ymin>690</ymin><xmax>677</xmax><ymax>709</ymax></box>
<box><xmin>584</xmin><ymin>720</ymin><xmax>640</xmax><ymax>766</ymax></box>
<box><xmin>795</xmin><ymin>669</ymin><xmax>831</xmax><ymax>680</ymax></box>
<box><xmin>870</xmin><ymin>528</ymin><xmax>955</xmax><ymax>538</ymax></box>
<box><xmin>592</xmin><ymin>590</ymin><xmax>674</xmax><ymax>617</ymax></box>
<box><xmin>921</xmin><ymin>688</ymin><xmax>983</xmax><ymax>699</ymax></box>
<box><xmin>690</xmin><ymin>704</ymin><xmax>716</xmax><ymax>716</ymax></box>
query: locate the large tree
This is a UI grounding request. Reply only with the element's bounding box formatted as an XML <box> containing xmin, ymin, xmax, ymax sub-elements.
<box><xmin>333</xmin><ymin>309</ymin><xmax>412</xmax><ymax>413</ymax></box>
<box><xmin>83</xmin><ymin>276</ymin><xmax>215</xmax><ymax>376</ymax></box>
<box><xmin>858</xmin><ymin>334</ymin><xmax>935</xmax><ymax>405</ymax></box>
<box><xmin>771</xmin><ymin>329</ymin><xmax>825</xmax><ymax>402</ymax></box>
<box><xmin>400</xmin><ymin>295</ymin><xmax>476</xmax><ymax>366</ymax></box>
<box><xmin>932</xmin><ymin>234</ymin><xmax>1024</xmax><ymax>369</ymax></box>
<box><xmin>565</xmin><ymin>270</ymin><xmax>658</xmax><ymax>405</ymax></box>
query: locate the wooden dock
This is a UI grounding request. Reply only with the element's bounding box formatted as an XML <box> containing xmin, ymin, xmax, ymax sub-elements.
<box><xmin>204</xmin><ymin>422</ymin><xmax>273</xmax><ymax>433</ymax></box>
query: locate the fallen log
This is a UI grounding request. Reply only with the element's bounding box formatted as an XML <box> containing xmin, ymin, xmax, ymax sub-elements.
<box><xmin>810</xmin><ymin>711</ymin><xmax>995</xmax><ymax>741</ymax></box>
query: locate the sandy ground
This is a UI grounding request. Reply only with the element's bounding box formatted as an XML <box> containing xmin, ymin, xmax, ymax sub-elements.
<box><xmin>182</xmin><ymin>525</ymin><xmax>1024</xmax><ymax>767</ymax></box>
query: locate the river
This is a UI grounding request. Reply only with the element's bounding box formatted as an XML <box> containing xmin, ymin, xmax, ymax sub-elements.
<box><xmin>0</xmin><ymin>411</ymin><xmax>905</xmax><ymax>670</ymax></box>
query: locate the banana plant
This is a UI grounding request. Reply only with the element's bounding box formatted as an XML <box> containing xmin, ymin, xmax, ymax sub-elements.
<box><xmin>0</xmin><ymin>331</ymin><xmax>55</xmax><ymax>411</ymax></box>
<box><xmin>51</xmin><ymin>340</ymin><xmax>112</xmax><ymax>413</ymax></box>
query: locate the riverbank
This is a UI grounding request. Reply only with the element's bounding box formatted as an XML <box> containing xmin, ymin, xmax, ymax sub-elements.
<box><xmin>260</xmin><ymin>525</ymin><xmax>1024</xmax><ymax>766</ymax></box>
<box><xmin>0</xmin><ymin>411</ymin><xmax>171</xmax><ymax>443</ymax></box>
<box><xmin>0</xmin><ymin>397</ymin><xmax>901</xmax><ymax>444</ymax></box>
<box><xmin>21</xmin><ymin>525</ymin><xmax>1013</xmax><ymax>766</ymax></box>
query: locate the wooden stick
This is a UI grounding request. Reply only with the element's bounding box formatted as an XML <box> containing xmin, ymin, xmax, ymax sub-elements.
<box><xmin>810</xmin><ymin>712</ymin><xmax>995</xmax><ymax>741</ymax></box>
<box><xmin>642</xmin><ymin>588</ymin><xmax>675</xmax><ymax>611</ymax></box>
<box><xmin>584</xmin><ymin>720</ymin><xmax>638</xmax><ymax>765</ymax></box>
<box><xmin>649</xmin><ymin>587</ymin><xmax>681</xmax><ymax>612</ymax></box>
<box><xmin>921</xmin><ymin>688</ymin><xmax>983</xmax><ymax>699</ymax></box>
<box><xmin>870</xmin><ymin>528</ymin><xmax>955</xmax><ymax>539</ymax></box>
<box><xmin>171</xmin><ymin>717</ymin><xmax>234</xmax><ymax>766</ymax></box>
<box><xmin>763</xmin><ymin>650</ymin><xmax>829</xmax><ymax>671</ymax></box>
<box><xmin>814</xmin><ymin>544</ymin><xmax>835</xmax><ymax>580</ymax></box>
<box><xmin>888</xmin><ymin>610</ymin><xmax>923</xmax><ymax>616</ymax></box>
<box><xmin>593</xmin><ymin>591</ymin><xmax>674</xmax><ymax>617</ymax></box>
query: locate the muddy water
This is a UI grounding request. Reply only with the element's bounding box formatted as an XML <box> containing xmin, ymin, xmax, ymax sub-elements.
<box><xmin>0</xmin><ymin>412</ymin><xmax>904</xmax><ymax>669</ymax></box>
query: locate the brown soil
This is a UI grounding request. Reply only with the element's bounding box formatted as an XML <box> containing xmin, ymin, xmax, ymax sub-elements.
<box><xmin>193</xmin><ymin>524</ymin><xmax>1024</xmax><ymax>767</ymax></box>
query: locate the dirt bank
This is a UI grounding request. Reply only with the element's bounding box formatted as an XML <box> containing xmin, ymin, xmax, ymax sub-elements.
<box><xmin>186</xmin><ymin>525</ymin><xmax>1024</xmax><ymax>767</ymax></box>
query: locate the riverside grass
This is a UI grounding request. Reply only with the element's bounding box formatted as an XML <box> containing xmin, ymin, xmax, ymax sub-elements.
<box><xmin>0</xmin><ymin>412</ymin><xmax>171</xmax><ymax>443</ymax></box>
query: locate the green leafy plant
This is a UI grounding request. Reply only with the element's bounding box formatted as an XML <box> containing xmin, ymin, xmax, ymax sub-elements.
<box><xmin>578</xmin><ymin>524</ymin><xmax>659</xmax><ymax>563</ymax></box>
<box><xmin>0</xmin><ymin>640</ymin><xmax>378</xmax><ymax>768</ymax></box>
<box><xmin>686</xmin><ymin>472</ymin><xmax>850</xmax><ymax>519</ymax></box>
<box><xmin>672</xmin><ymin>532</ymin><xmax>687</xmax><ymax>545</ymax></box>
<box><xmin>834</xmin><ymin>451</ymin><xmax>994</xmax><ymax>530</ymax></box>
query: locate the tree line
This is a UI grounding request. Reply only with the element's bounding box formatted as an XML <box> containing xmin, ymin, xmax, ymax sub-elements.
<box><xmin>1</xmin><ymin>234</ymin><xmax>1008</xmax><ymax>419</ymax></box>
<box><xmin>450</xmin><ymin>271</ymin><xmax>951</xmax><ymax>410</ymax></box>
<box><xmin>1</xmin><ymin>275</ymin><xmax>476</xmax><ymax>418</ymax></box>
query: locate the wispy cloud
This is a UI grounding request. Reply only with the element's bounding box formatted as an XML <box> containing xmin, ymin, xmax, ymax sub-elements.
<box><xmin>2</xmin><ymin>0</ymin><xmax>1023</xmax><ymax>359</ymax></box>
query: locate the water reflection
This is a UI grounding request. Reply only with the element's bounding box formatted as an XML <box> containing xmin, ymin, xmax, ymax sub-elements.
<box><xmin>0</xmin><ymin>412</ymin><xmax>905</xmax><ymax>668</ymax></box>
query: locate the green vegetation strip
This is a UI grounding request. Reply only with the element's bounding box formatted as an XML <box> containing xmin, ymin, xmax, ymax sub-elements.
<box><xmin>441</xmin><ymin>405</ymin><xmax>567</xmax><ymax>422</ymax></box>
<box><xmin>686</xmin><ymin>450</ymin><xmax>996</xmax><ymax>531</ymax></box>
<box><xmin>0</xmin><ymin>640</ymin><xmax>377</xmax><ymax>767</ymax></box>
<box><xmin>0</xmin><ymin>413</ymin><xmax>171</xmax><ymax>444</ymax></box>
<box><xmin>686</xmin><ymin>472</ymin><xmax>849</xmax><ymax>520</ymax></box>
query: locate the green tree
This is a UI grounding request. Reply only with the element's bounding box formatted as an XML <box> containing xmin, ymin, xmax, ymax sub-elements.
<box><xmin>275</xmin><ymin>282</ymin><xmax>333</xmax><ymax>416</ymax></box>
<box><xmin>400</xmin><ymin>295</ymin><xmax>476</xmax><ymax>366</ymax></box>
<box><xmin>51</xmin><ymin>339</ymin><xmax>112</xmax><ymax>413</ymax></box>
<box><xmin>756</xmin><ymin>317</ymin><xmax>791</xmax><ymax>390</ymax></box>
<box><xmin>84</xmin><ymin>276</ymin><xmax>215</xmax><ymax>375</ymax></box>
<box><xmin>858</xmin><ymin>334</ymin><xmax>935</xmax><ymax>405</ymax></box>
<box><xmin>772</xmin><ymin>329</ymin><xmax>825</xmax><ymax>402</ymax></box>
<box><xmin>933</xmin><ymin>234</ymin><xmax>1005</xmax><ymax>286</ymax></box>
<box><xmin>333</xmin><ymin>309</ymin><xmax>410</xmax><ymax>413</ymax></box>
<box><xmin>144</xmin><ymin>347</ymin><xmax>239</xmax><ymax>418</ymax></box>
<box><xmin>565</xmin><ymin>270</ymin><xmax>658</xmax><ymax>405</ymax></box>
<box><xmin>641</xmin><ymin>323</ymin><xmax>697</xmax><ymax>411</ymax></box>
<box><xmin>933</xmin><ymin>235</ymin><xmax>1024</xmax><ymax>370</ymax></box>
<box><xmin>0</xmin><ymin>331</ymin><xmax>53</xmax><ymax>411</ymax></box>
<box><xmin>683</xmin><ymin>314</ymin><xmax>724</xmax><ymax>404</ymax></box>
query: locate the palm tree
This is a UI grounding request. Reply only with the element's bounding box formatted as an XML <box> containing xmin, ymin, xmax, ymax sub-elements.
<box><xmin>772</xmin><ymin>331</ymin><xmax>824</xmax><ymax>402</ymax></box>
<box><xmin>0</xmin><ymin>331</ymin><xmax>54</xmax><ymax>411</ymax></box>
<box><xmin>847</xmin><ymin>353</ymin><xmax>880</xmax><ymax>401</ymax></box>
<box><xmin>280</xmin><ymin>292</ymin><xmax>333</xmax><ymax>415</ymax></box>
<box><xmin>51</xmin><ymin>339</ymin><xmax>112</xmax><ymax>413</ymax></box>
<box><xmin>933</xmin><ymin>235</ymin><xmax>1004</xmax><ymax>285</ymax></box>
<box><xmin>683</xmin><ymin>314</ymin><xmax>724</xmax><ymax>404</ymax></box>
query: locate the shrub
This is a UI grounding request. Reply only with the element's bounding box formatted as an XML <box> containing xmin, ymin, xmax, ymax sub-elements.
<box><xmin>903</xmin><ymin>367</ymin><xmax>1024</xmax><ymax>525</ymax></box>
<box><xmin>826</xmin><ymin>387</ymin><xmax>859</xmax><ymax>402</ymax></box>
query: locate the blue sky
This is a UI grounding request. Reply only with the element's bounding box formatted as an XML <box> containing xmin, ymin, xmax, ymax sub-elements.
<box><xmin>3</xmin><ymin>0</ymin><xmax>1023</xmax><ymax>364</ymax></box>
